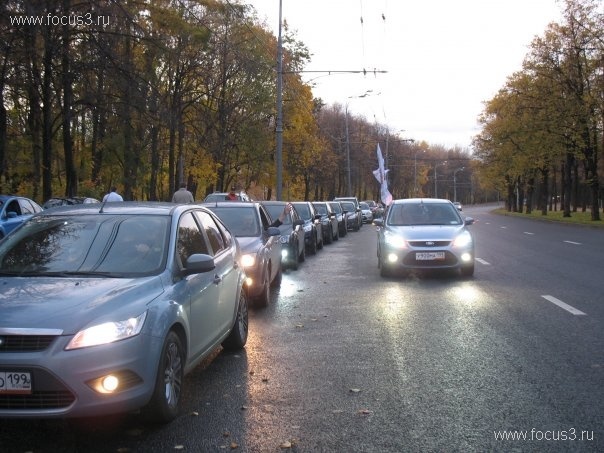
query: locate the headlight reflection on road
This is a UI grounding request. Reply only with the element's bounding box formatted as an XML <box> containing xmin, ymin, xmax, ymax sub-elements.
<box><xmin>380</xmin><ymin>285</ymin><xmax>409</xmax><ymax>322</ymax></box>
<box><xmin>451</xmin><ymin>284</ymin><xmax>482</xmax><ymax>306</ymax></box>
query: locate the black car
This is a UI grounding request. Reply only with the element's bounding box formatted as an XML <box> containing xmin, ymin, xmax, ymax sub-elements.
<box><xmin>291</xmin><ymin>201</ymin><xmax>324</xmax><ymax>255</ymax></box>
<box><xmin>312</xmin><ymin>201</ymin><xmax>339</xmax><ymax>244</ymax></box>
<box><xmin>261</xmin><ymin>201</ymin><xmax>306</xmax><ymax>270</ymax></box>
<box><xmin>328</xmin><ymin>201</ymin><xmax>348</xmax><ymax>237</ymax></box>
<box><xmin>204</xmin><ymin>201</ymin><xmax>282</xmax><ymax>307</ymax></box>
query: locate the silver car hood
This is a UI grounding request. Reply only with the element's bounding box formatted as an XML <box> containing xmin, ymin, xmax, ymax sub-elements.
<box><xmin>387</xmin><ymin>224</ymin><xmax>466</xmax><ymax>240</ymax></box>
<box><xmin>236</xmin><ymin>237</ymin><xmax>262</xmax><ymax>254</ymax></box>
<box><xmin>0</xmin><ymin>276</ymin><xmax>164</xmax><ymax>333</ymax></box>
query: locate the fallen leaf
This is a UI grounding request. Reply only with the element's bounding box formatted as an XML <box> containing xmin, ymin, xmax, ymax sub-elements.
<box><xmin>223</xmin><ymin>432</ymin><xmax>230</xmax><ymax>437</ymax></box>
<box><xmin>241</xmin><ymin>405</ymin><xmax>248</xmax><ymax>410</ymax></box>
<box><xmin>357</xmin><ymin>409</ymin><xmax>372</xmax><ymax>415</ymax></box>
<box><xmin>174</xmin><ymin>445</ymin><xmax>184</xmax><ymax>450</ymax></box>
<box><xmin>190</xmin><ymin>411</ymin><xmax>199</xmax><ymax>416</ymax></box>
<box><xmin>262</xmin><ymin>377</ymin><xmax>269</xmax><ymax>382</ymax></box>
<box><xmin>230</xmin><ymin>441</ymin><xmax>239</xmax><ymax>449</ymax></box>
<box><xmin>280</xmin><ymin>441</ymin><xmax>292</xmax><ymax>449</ymax></box>
<box><xmin>349</xmin><ymin>388</ymin><xmax>361</xmax><ymax>393</ymax></box>
<box><xmin>295</xmin><ymin>324</ymin><xmax>304</xmax><ymax>328</ymax></box>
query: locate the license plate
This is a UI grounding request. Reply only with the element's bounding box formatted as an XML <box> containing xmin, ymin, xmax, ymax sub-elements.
<box><xmin>416</xmin><ymin>252</ymin><xmax>445</xmax><ymax>261</ymax></box>
<box><xmin>0</xmin><ymin>371</ymin><xmax>32</xmax><ymax>394</ymax></box>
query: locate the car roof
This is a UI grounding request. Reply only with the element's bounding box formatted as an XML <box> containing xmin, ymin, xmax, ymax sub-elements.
<box><xmin>32</xmin><ymin>201</ymin><xmax>193</xmax><ymax>216</ymax></box>
<box><xmin>260</xmin><ymin>200</ymin><xmax>286</xmax><ymax>205</ymax></box>
<box><xmin>202</xmin><ymin>201</ymin><xmax>260</xmax><ymax>208</ymax></box>
<box><xmin>391</xmin><ymin>198</ymin><xmax>453</xmax><ymax>205</ymax></box>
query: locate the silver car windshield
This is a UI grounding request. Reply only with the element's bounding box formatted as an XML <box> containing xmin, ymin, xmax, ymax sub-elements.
<box><xmin>209</xmin><ymin>207</ymin><xmax>260</xmax><ymax>237</ymax></box>
<box><xmin>388</xmin><ymin>203</ymin><xmax>462</xmax><ymax>226</ymax></box>
<box><xmin>0</xmin><ymin>214</ymin><xmax>169</xmax><ymax>277</ymax></box>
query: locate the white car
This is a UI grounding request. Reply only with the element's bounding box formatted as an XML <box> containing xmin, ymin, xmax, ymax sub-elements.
<box><xmin>359</xmin><ymin>202</ymin><xmax>374</xmax><ymax>223</ymax></box>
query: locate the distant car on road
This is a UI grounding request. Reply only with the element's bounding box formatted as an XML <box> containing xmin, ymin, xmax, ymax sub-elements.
<box><xmin>0</xmin><ymin>194</ymin><xmax>43</xmax><ymax>239</ymax></box>
<box><xmin>328</xmin><ymin>201</ymin><xmax>348</xmax><ymax>237</ymax></box>
<box><xmin>291</xmin><ymin>201</ymin><xmax>323</xmax><ymax>255</ymax></box>
<box><xmin>359</xmin><ymin>201</ymin><xmax>374</xmax><ymax>224</ymax></box>
<box><xmin>334</xmin><ymin>196</ymin><xmax>362</xmax><ymax>230</ymax></box>
<box><xmin>312</xmin><ymin>201</ymin><xmax>339</xmax><ymax>244</ymax></box>
<box><xmin>340</xmin><ymin>200</ymin><xmax>361</xmax><ymax>232</ymax></box>
<box><xmin>374</xmin><ymin>198</ymin><xmax>475</xmax><ymax>278</ymax></box>
<box><xmin>0</xmin><ymin>202</ymin><xmax>248</xmax><ymax>423</ymax></box>
<box><xmin>453</xmin><ymin>202</ymin><xmax>463</xmax><ymax>211</ymax></box>
<box><xmin>261</xmin><ymin>201</ymin><xmax>306</xmax><ymax>270</ymax></box>
<box><xmin>204</xmin><ymin>201</ymin><xmax>282</xmax><ymax>307</ymax></box>
<box><xmin>43</xmin><ymin>196</ymin><xmax>100</xmax><ymax>209</ymax></box>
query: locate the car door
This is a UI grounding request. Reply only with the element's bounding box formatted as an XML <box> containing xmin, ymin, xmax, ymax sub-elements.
<box><xmin>194</xmin><ymin>210</ymin><xmax>239</xmax><ymax>338</ymax></box>
<box><xmin>175</xmin><ymin>211</ymin><xmax>221</xmax><ymax>361</ymax></box>
<box><xmin>259</xmin><ymin>204</ymin><xmax>281</xmax><ymax>280</ymax></box>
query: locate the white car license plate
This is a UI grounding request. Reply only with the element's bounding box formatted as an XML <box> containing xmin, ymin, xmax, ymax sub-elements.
<box><xmin>416</xmin><ymin>252</ymin><xmax>445</xmax><ymax>261</ymax></box>
<box><xmin>0</xmin><ymin>371</ymin><xmax>32</xmax><ymax>394</ymax></box>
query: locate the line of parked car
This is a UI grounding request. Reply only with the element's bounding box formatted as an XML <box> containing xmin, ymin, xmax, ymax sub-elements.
<box><xmin>0</xmin><ymin>192</ymin><xmax>376</xmax><ymax>425</ymax></box>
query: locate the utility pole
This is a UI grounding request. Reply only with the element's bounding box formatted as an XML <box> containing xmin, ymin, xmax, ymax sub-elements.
<box><xmin>275</xmin><ymin>0</ymin><xmax>283</xmax><ymax>200</ymax></box>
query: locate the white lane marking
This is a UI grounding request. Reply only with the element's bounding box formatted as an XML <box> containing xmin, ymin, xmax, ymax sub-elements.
<box><xmin>476</xmin><ymin>258</ymin><xmax>490</xmax><ymax>265</ymax></box>
<box><xmin>541</xmin><ymin>295</ymin><xmax>586</xmax><ymax>316</ymax></box>
<box><xmin>524</xmin><ymin>232</ymin><xmax>534</xmax><ymax>235</ymax></box>
<box><xmin>564</xmin><ymin>240</ymin><xmax>582</xmax><ymax>245</ymax></box>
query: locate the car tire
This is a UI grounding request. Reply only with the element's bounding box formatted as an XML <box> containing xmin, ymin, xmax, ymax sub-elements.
<box><xmin>145</xmin><ymin>330</ymin><xmax>184</xmax><ymax>424</ymax></box>
<box><xmin>222</xmin><ymin>290</ymin><xmax>249</xmax><ymax>350</ymax></box>
<box><xmin>255</xmin><ymin>271</ymin><xmax>270</xmax><ymax>308</ymax></box>
<box><xmin>460</xmin><ymin>263</ymin><xmax>475</xmax><ymax>278</ymax></box>
<box><xmin>317</xmin><ymin>233</ymin><xmax>324</xmax><ymax>250</ymax></box>
<box><xmin>299</xmin><ymin>240</ymin><xmax>306</xmax><ymax>262</ymax></box>
<box><xmin>271</xmin><ymin>264</ymin><xmax>282</xmax><ymax>287</ymax></box>
<box><xmin>308</xmin><ymin>232</ymin><xmax>317</xmax><ymax>255</ymax></box>
<box><xmin>325</xmin><ymin>229</ymin><xmax>333</xmax><ymax>244</ymax></box>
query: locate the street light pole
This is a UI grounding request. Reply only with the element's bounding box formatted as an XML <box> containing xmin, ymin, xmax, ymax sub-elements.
<box><xmin>275</xmin><ymin>0</ymin><xmax>283</xmax><ymax>200</ymax></box>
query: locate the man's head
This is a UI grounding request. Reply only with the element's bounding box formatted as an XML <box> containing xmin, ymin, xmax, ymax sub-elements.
<box><xmin>180</xmin><ymin>182</ymin><xmax>187</xmax><ymax>189</ymax></box>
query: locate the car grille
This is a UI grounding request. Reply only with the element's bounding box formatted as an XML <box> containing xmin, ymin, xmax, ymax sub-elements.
<box><xmin>0</xmin><ymin>368</ymin><xmax>76</xmax><ymax>410</ymax></box>
<box><xmin>0</xmin><ymin>335</ymin><xmax>57</xmax><ymax>352</ymax></box>
<box><xmin>407</xmin><ymin>240</ymin><xmax>451</xmax><ymax>247</ymax></box>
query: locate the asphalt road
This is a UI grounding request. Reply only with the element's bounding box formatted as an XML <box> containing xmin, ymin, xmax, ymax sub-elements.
<box><xmin>1</xmin><ymin>204</ymin><xmax>603</xmax><ymax>452</ymax></box>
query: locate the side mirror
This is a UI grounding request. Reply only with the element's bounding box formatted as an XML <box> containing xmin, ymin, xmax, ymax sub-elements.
<box><xmin>6</xmin><ymin>211</ymin><xmax>18</xmax><ymax>219</ymax></box>
<box><xmin>464</xmin><ymin>217</ymin><xmax>475</xmax><ymax>225</ymax></box>
<box><xmin>373</xmin><ymin>218</ymin><xmax>384</xmax><ymax>227</ymax></box>
<box><xmin>183</xmin><ymin>253</ymin><xmax>215</xmax><ymax>276</ymax></box>
<box><xmin>266</xmin><ymin>226</ymin><xmax>281</xmax><ymax>236</ymax></box>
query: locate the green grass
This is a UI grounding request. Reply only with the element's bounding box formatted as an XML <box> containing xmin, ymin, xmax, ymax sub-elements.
<box><xmin>493</xmin><ymin>207</ymin><xmax>604</xmax><ymax>229</ymax></box>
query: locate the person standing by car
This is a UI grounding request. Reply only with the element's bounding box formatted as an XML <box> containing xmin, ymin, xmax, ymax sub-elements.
<box><xmin>172</xmin><ymin>182</ymin><xmax>194</xmax><ymax>203</ymax></box>
<box><xmin>102</xmin><ymin>186</ymin><xmax>123</xmax><ymax>202</ymax></box>
<box><xmin>225</xmin><ymin>187</ymin><xmax>238</xmax><ymax>200</ymax></box>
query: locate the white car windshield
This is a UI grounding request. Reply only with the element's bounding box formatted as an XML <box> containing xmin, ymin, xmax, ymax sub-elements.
<box><xmin>388</xmin><ymin>203</ymin><xmax>461</xmax><ymax>226</ymax></box>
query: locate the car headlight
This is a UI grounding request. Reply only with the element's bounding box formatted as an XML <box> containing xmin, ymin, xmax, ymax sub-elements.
<box><xmin>384</xmin><ymin>232</ymin><xmax>407</xmax><ymax>248</ymax></box>
<box><xmin>453</xmin><ymin>231</ymin><xmax>473</xmax><ymax>247</ymax></box>
<box><xmin>241</xmin><ymin>253</ymin><xmax>256</xmax><ymax>268</ymax></box>
<box><xmin>66</xmin><ymin>312</ymin><xmax>147</xmax><ymax>350</ymax></box>
<box><xmin>279</xmin><ymin>235</ymin><xmax>289</xmax><ymax>244</ymax></box>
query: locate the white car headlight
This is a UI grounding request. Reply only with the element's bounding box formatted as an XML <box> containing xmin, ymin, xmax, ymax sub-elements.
<box><xmin>384</xmin><ymin>232</ymin><xmax>407</xmax><ymax>248</ymax></box>
<box><xmin>66</xmin><ymin>312</ymin><xmax>147</xmax><ymax>350</ymax></box>
<box><xmin>453</xmin><ymin>231</ymin><xmax>473</xmax><ymax>247</ymax></box>
<box><xmin>241</xmin><ymin>253</ymin><xmax>256</xmax><ymax>268</ymax></box>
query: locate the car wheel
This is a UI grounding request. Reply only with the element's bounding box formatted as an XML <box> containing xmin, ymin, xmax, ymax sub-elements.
<box><xmin>460</xmin><ymin>263</ymin><xmax>475</xmax><ymax>278</ymax></box>
<box><xmin>271</xmin><ymin>264</ymin><xmax>282</xmax><ymax>287</ymax></box>
<box><xmin>299</xmin><ymin>240</ymin><xmax>306</xmax><ymax>262</ymax></box>
<box><xmin>290</xmin><ymin>245</ymin><xmax>299</xmax><ymax>270</ymax></box>
<box><xmin>325</xmin><ymin>229</ymin><xmax>333</xmax><ymax>244</ymax></box>
<box><xmin>145</xmin><ymin>330</ymin><xmax>184</xmax><ymax>424</ymax></box>
<box><xmin>222</xmin><ymin>290</ymin><xmax>249</xmax><ymax>350</ymax></box>
<box><xmin>317</xmin><ymin>233</ymin><xmax>324</xmax><ymax>250</ymax></box>
<box><xmin>255</xmin><ymin>270</ymin><xmax>270</xmax><ymax>308</ymax></box>
<box><xmin>333</xmin><ymin>226</ymin><xmax>339</xmax><ymax>241</ymax></box>
<box><xmin>308</xmin><ymin>232</ymin><xmax>317</xmax><ymax>255</ymax></box>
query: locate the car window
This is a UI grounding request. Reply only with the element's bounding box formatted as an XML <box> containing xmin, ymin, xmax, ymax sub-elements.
<box><xmin>207</xmin><ymin>207</ymin><xmax>260</xmax><ymax>238</ymax></box>
<box><xmin>389</xmin><ymin>203</ymin><xmax>461</xmax><ymax>226</ymax></box>
<box><xmin>313</xmin><ymin>204</ymin><xmax>327</xmax><ymax>215</ymax></box>
<box><xmin>195</xmin><ymin>211</ymin><xmax>226</xmax><ymax>255</ymax></box>
<box><xmin>329</xmin><ymin>202</ymin><xmax>341</xmax><ymax>213</ymax></box>
<box><xmin>0</xmin><ymin>214</ymin><xmax>169</xmax><ymax>276</ymax></box>
<box><xmin>293</xmin><ymin>203</ymin><xmax>311</xmax><ymax>220</ymax></box>
<box><xmin>264</xmin><ymin>204</ymin><xmax>290</xmax><ymax>225</ymax></box>
<box><xmin>6</xmin><ymin>200</ymin><xmax>22</xmax><ymax>216</ymax></box>
<box><xmin>19</xmin><ymin>199</ymin><xmax>36</xmax><ymax>215</ymax></box>
<box><xmin>177</xmin><ymin>212</ymin><xmax>210</xmax><ymax>266</ymax></box>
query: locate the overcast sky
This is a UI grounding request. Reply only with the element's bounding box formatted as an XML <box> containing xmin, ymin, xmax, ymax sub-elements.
<box><xmin>249</xmin><ymin>0</ymin><xmax>564</xmax><ymax>150</ymax></box>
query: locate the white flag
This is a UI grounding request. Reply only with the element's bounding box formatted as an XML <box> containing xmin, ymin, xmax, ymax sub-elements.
<box><xmin>372</xmin><ymin>144</ymin><xmax>393</xmax><ymax>206</ymax></box>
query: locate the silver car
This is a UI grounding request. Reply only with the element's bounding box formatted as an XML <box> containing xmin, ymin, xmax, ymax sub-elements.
<box><xmin>0</xmin><ymin>202</ymin><xmax>248</xmax><ymax>423</ymax></box>
<box><xmin>374</xmin><ymin>198</ymin><xmax>475</xmax><ymax>278</ymax></box>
